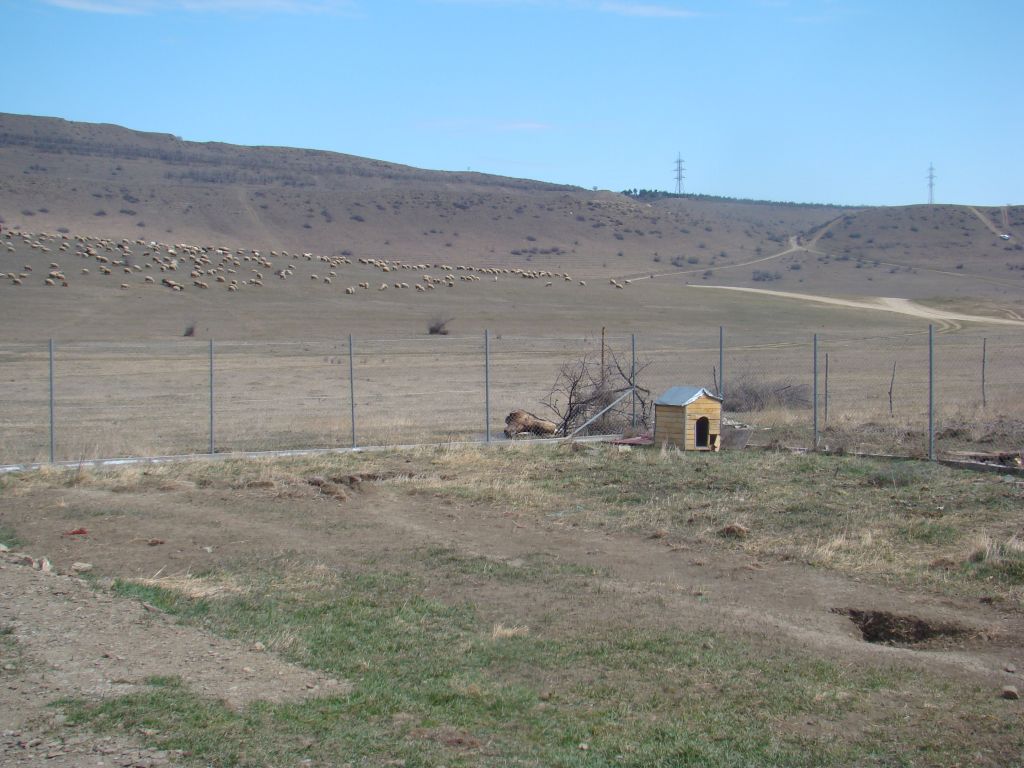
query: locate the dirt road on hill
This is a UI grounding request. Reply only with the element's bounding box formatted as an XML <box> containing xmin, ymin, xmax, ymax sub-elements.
<box><xmin>693</xmin><ymin>285</ymin><xmax>1024</xmax><ymax>329</ymax></box>
<box><xmin>624</xmin><ymin>235</ymin><xmax>803</xmax><ymax>282</ymax></box>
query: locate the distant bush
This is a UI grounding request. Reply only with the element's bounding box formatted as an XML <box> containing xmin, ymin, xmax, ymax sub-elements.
<box><xmin>94</xmin><ymin>210</ymin><xmax>107</xmax><ymax>216</ymax></box>
<box><xmin>752</xmin><ymin>270</ymin><xmax>781</xmax><ymax>282</ymax></box>
<box><xmin>428</xmin><ymin>317</ymin><xmax>453</xmax><ymax>336</ymax></box>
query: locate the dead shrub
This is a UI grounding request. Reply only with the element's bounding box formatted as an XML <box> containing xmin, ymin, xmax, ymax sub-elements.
<box><xmin>724</xmin><ymin>375</ymin><xmax>810</xmax><ymax>412</ymax></box>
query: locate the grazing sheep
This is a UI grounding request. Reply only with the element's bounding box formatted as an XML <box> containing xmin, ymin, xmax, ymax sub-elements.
<box><xmin>43</xmin><ymin>278</ymin><xmax>55</xmax><ymax>286</ymax></box>
<box><xmin>379</xmin><ymin>283</ymin><xmax>388</xmax><ymax>290</ymax></box>
<box><xmin>579</xmin><ymin>280</ymin><xmax>586</xmax><ymax>286</ymax></box>
<box><xmin>120</xmin><ymin>283</ymin><xmax>129</xmax><ymax>289</ymax></box>
<box><xmin>144</xmin><ymin>275</ymin><xmax>155</xmax><ymax>283</ymax></box>
<box><xmin>345</xmin><ymin>287</ymin><xmax>355</xmax><ymax>294</ymax></box>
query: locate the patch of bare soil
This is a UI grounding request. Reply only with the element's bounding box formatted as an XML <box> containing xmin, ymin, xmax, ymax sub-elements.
<box><xmin>0</xmin><ymin>550</ymin><xmax>347</xmax><ymax>767</ymax></box>
<box><xmin>835</xmin><ymin>608</ymin><xmax>972</xmax><ymax>648</ymax></box>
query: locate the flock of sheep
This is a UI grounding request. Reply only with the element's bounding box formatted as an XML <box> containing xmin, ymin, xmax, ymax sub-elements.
<box><xmin>2</xmin><ymin>228</ymin><xmax>637</xmax><ymax>296</ymax></box>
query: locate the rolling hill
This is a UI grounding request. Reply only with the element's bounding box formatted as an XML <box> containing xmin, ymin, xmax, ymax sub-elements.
<box><xmin>1</xmin><ymin>112</ymin><xmax>1022</xmax><ymax>342</ymax></box>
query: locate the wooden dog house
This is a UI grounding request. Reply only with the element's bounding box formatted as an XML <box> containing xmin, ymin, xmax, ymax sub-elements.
<box><xmin>654</xmin><ymin>386</ymin><xmax>723</xmax><ymax>451</ymax></box>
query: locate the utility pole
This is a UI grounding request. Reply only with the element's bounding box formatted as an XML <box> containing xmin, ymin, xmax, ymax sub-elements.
<box><xmin>674</xmin><ymin>153</ymin><xmax>685</xmax><ymax>194</ymax></box>
<box><xmin>927</xmin><ymin>162</ymin><xmax>935</xmax><ymax>205</ymax></box>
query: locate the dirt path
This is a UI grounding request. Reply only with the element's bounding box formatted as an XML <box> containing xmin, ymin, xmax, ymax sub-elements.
<box><xmin>2</xmin><ymin>477</ymin><xmax>1021</xmax><ymax>702</ymax></box>
<box><xmin>969</xmin><ymin>206</ymin><xmax>1005</xmax><ymax>238</ymax></box>
<box><xmin>359</xmin><ymin>488</ymin><xmax>1024</xmax><ymax>684</ymax></box>
<box><xmin>0</xmin><ymin>545</ymin><xmax>347</xmax><ymax>767</ymax></box>
<box><xmin>692</xmin><ymin>285</ymin><xmax>1024</xmax><ymax>329</ymax></box>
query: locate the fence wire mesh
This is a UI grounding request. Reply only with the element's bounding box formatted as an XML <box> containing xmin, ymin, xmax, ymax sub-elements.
<box><xmin>212</xmin><ymin>340</ymin><xmax>352</xmax><ymax>454</ymax></box>
<box><xmin>1</xmin><ymin>326</ymin><xmax>1020</xmax><ymax>466</ymax></box>
<box><xmin>817</xmin><ymin>330</ymin><xmax>932</xmax><ymax>458</ymax></box>
<box><xmin>52</xmin><ymin>341</ymin><xmax>210</xmax><ymax>462</ymax></box>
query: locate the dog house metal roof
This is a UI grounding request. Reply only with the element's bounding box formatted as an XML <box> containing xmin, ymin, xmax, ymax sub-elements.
<box><xmin>654</xmin><ymin>386</ymin><xmax>723</xmax><ymax>407</ymax></box>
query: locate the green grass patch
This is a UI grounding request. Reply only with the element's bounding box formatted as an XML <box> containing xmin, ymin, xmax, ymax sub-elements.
<box><xmin>66</xmin><ymin>555</ymin><xmax>1020</xmax><ymax>767</ymax></box>
<box><xmin>416</xmin><ymin>546</ymin><xmax>608</xmax><ymax>584</ymax></box>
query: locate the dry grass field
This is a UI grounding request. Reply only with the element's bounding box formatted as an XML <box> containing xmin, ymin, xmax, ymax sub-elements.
<box><xmin>1</xmin><ymin>223</ymin><xmax>1022</xmax><ymax>464</ymax></box>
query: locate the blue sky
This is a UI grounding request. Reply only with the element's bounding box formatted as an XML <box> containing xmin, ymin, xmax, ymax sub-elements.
<box><xmin>2</xmin><ymin>0</ymin><xmax>1020</xmax><ymax>206</ymax></box>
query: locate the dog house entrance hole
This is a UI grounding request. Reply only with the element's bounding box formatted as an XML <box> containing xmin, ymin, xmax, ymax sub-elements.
<box><xmin>696</xmin><ymin>417</ymin><xmax>710</xmax><ymax>448</ymax></box>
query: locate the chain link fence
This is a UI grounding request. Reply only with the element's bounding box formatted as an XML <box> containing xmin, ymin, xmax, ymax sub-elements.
<box><xmin>1</xmin><ymin>326</ymin><xmax>1020</xmax><ymax>466</ymax></box>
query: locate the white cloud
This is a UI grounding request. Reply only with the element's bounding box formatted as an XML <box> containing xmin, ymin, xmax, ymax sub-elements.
<box><xmin>43</xmin><ymin>0</ymin><xmax>150</xmax><ymax>12</ymax></box>
<box><xmin>597</xmin><ymin>2</ymin><xmax>697</xmax><ymax>18</ymax></box>
<box><xmin>40</xmin><ymin>0</ymin><xmax>355</xmax><ymax>13</ymax></box>
<box><xmin>429</xmin><ymin>0</ymin><xmax>697</xmax><ymax>16</ymax></box>
<box><xmin>418</xmin><ymin>118</ymin><xmax>554</xmax><ymax>134</ymax></box>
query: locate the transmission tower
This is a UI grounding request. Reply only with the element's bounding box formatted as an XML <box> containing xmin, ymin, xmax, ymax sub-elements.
<box><xmin>927</xmin><ymin>162</ymin><xmax>935</xmax><ymax>204</ymax></box>
<box><xmin>674</xmin><ymin>153</ymin><xmax>686</xmax><ymax>194</ymax></box>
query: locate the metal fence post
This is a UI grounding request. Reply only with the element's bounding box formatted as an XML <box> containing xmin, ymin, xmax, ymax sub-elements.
<box><xmin>824</xmin><ymin>352</ymin><xmax>829</xmax><ymax>427</ymax></box>
<box><xmin>812</xmin><ymin>334</ymin><xmax>819</xmax><ymax>450</ymax></box>
<box><xmin>484</xmin><ymin>329</ymin><xmax>491</xmax><ymax>443</ymax></box>
<box><xmin>928</xmin><ymin>324</ymin><xmax>935</xmax><ymax>461</ymax></box>
<box><xmin>209</xmin><ymin>339</ymin><xmax>215</xmax><ymax>455</ymax></box>
<box><xmin>349</xmin><ymin>334</ymin><xmax>356</xmax><ymax>448</ymax></box>
<box><xmin>719</xmin><ymin>326</ymin><xmax>725</xmax><ymax>400</ymax></box>
<box><xmin>631</xmin><ymin>333</ymin><xmax>637</xmax><ymax>429</ymax></box>
<box><xmin>981</xmin><ymin>337</ymin><xmax>987</xmax><ymax>409</ymax></box>
<box><xmin>48</xmin><ymin>338</ymin><xmax>55</xmax><ymax>463</ymax></box>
